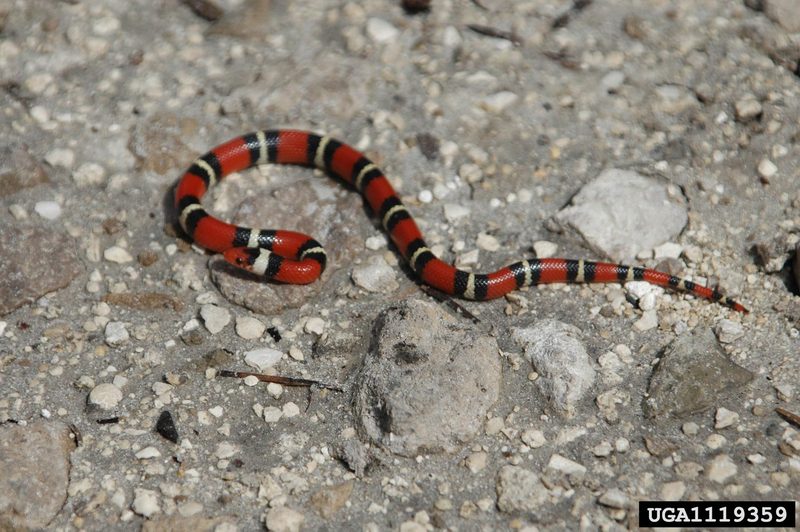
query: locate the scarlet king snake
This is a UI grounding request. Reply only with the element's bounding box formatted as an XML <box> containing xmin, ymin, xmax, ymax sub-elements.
<box><xmin>174</xmin><ymin>129</ymin><xmax>747</xmax><ymax>313</ymax></box>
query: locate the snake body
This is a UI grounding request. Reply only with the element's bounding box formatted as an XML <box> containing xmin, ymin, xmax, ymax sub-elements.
<box><xmin>174</xmin><ymin>129</ymin><xmax>747</xmax><ymax>312</ymax></box>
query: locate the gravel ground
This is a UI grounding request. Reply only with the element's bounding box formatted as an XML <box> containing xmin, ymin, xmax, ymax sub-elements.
<box><xmin>1</xmin><ymin>0</ymin><xmax>799</xmax><ymax>530</ymax></box>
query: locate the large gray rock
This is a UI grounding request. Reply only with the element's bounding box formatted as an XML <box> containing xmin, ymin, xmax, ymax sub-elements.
<box><xmin>554</xmin><ymin>169</ymin><xmax>688</xmax><ymax>263</ymax></box>
<box><xmin>0</xmin><ymin>421</ymin><xmax>75</xmax><ymax>529</ymax></box>
<box><xmin>512</xmin><ymin>320</ymin><xmax>596</xmax><ymax>416</ymax></box>
<box><xmin>0</xmin><ymin>225</ymin><xmax>82</xmax><ymax>315</ymax></box>
<box><xmin>354</xmin><ymin>299</ymin><xmax>502</xmax><ymax>456</ymax></box>
<box><xmin>643</xmin><ymin>328</ymin><xmax>754</xmax><ymax>419</ymax></box>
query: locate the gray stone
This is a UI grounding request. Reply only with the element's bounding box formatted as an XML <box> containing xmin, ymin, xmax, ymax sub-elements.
<box><xmin>354</xmin><ymin>299</ymin><xmax>502</xmax><ymax>456</ymax></box>
<box><xmin>553</xmin><ymin>169</ymin><xmax>688</xmax><ymax>262</ymax></box>
<box><xmin>0</xmin><ymin>422</ymin><xmax>75</xmax><ymax>529</ymax></box>
<box><xmin>0</xmin><ymin>143</ymin><xmax>49</xmax><ymax>197</ymax></box>
<box><xmin>512</xmin><ymin>320</ymin><xmax>596</xmax><ymax>416</ymax></box>
<box><xmin>764</xmin><ymin>0</ymin><xmax>800</xmax><ymax>32</ymax></box>
<box><xmin>495</xmin><ymin>465</ymin><xmax>550</xmax><ymax>514</ymax></box>
<box><xmin>0</xmin><ymin>225</ymin><xmax>82</xmax><ymax>316</ymax></box>
<box><xmin>643</xmin><ymin>328</ymin><xmax>754</xmax><ymax>419</ymax></box>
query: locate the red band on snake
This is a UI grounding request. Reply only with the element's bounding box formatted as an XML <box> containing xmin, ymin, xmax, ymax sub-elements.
<box><xmin>174</xmin><ymin>129</ymin><xmax>747</xmax><ymax>313</ymax></box>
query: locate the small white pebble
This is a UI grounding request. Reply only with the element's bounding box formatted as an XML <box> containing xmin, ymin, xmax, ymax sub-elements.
<box><xmin>104</xmin><ymin>321</ymin><xmax>129</xmax><ymax>347</ymax></box>
<box><xmin>200</xmin><ymin>304</ymin><xmax>230</xmax><ymax>334</ymax></box>
<box><xmin>132</xmin><ymin>488</ymin><xmax>160</xmax><ymax>518</ymax></box>
<box><xmin>263</xmin><ymin>406</ymin><xmax>283</xmax><ymax>423</ymax></box>
<box><xmin>480</xmin><ymin>91</ymin><xmax>519</xmax><ymax>113</ymax></box>
<box><xmin>532</xmin><ymin>240</ymin><xmax>558</xmax><ymax>258</ymax></box>
<box><xmin>45</xmin><ymin>148</ymin><xmax>75</xmax><ymax>168</ymax></box>
<box><xmin>235</xmin><ymin>316</ymin><xmax>266</xmax><ymax>340</ymax></box>
<box><xmin>714</xmin><ymin>407</ymin><xmax>739</xmax><ymax>429</ymax></box>
<box><xmin>366</xmin><ymin>17</ymin><xmax>399</xmax><ymax>43</ymax></box>
<box><xmin>476</xmin><ymin>232</ymin><xmax>500</xmax><ymax>252</ymax></box>
<box><xmin>34</xmin><ymin>201</ymin><xmax>62</xmax><ymax>220</ymax></box>
<box><xmin>418</xmin><ymin>189</ymin><xmax>433</xmax><ymax>203</ymax></box>
<box><xmin>365</xmin><ymin>235</ymin><xmax>386</xmax><ymax>250</ymax></box>
<box><xmin>288</xmin><ymin>345</ymin><xmax>305</xmax><ymax>361</ymax></box>
<box><xmin>88</xmin><ymin>383</ymin><xmax>123</xmax><ymax>410</ymax></box>
<box><xmin>243</xmin><ymin>375</ymin><xmax>259</xmax><ymax>386</ymax></box>
<box><xmin>304</xmin><ymin>317</ymin><xmax>326</xmax><ymax>335</ymax></box>
<box><xmin>135</xmin><ymin>446</ymin><xmax>162</xmax><ymax>459</ymax></box>
<box><xmin>757</xmin><ymin>158</ymin><xmax>777</xmax><ymax>179</ymax></box>
<box><xmin>103</xmin><ymin>245</ymin><xmax>133</xmax><ymax>263</ymax></box>
<box><xmin>266</xmin><ymin>383</ymin><xmax>283</xmax><ymax>398</ymax></box>
<box><xmin>282</xmin><ymin>402</ymin><xmax>301</xmax><ymax>418</ymax></box>
<box><xmin>244</xmin><ymin>347</ymin><xmax>283</xmax><ymax>371</ymax></box>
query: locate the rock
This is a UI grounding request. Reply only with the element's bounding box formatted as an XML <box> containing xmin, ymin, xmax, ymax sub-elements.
<box><xmin>495</xmin><ymin>465</ymin><xmax>550</xmax><ymax>514</ymax></box>
<box><xmin>754</xmin><ymin>233</ymin><xmax>792</xmax><ymax>272</ymax></box>
<box><xmin>715</xmin><ymin>407</ymin><xmax>740</xmax><ymax>429</ymax></box>
<box><xmin>480</xmin><ymin>91</ymin><xmax>519</xmax><ymax>113</ymax></box>
<box><xmin>304</xmin><ymin>317</ymin><xmax>326</xmax><ymax>335</ymax></box>
<box><xmin>34</xmin><ymin>201</ymin><xmax>61</xmax><ymax>220</ymax></box>
<box><xmin>264</xmin><ymin>506</ymin><xmax>305</xmax><ymax>532</ymax></box>
<box><xmin>546</xmin><ymin>453</ymin><xmax>587</xmax><ymax>476</ymax></box>
<box><xmin>200</xmin><ymin>304</ymin><xmax>230</xmax><ymax>334</ymax></box>
<box><xmin>643</xmin><ymin>328</ymin><xmax>754</xmax><ymax>419</ymax></box>
<box><xmin>351</xmin><ymin>255</ymin><xmax>398</xmax><ymax>293</ymax></box>
<box><xmin>0</xmin><ymin>422</ymin><xmax>75</xmax><ymax>529</ymax></box>
<box><xmin>734</xmin><ymin>97</ymin><xmax>762</xmax><ymax>122</ymax></box>
<box><xmin>244</xmin><ymin>347</ymin><xmax>283</xmax><ymax>371</ymax></box>
<box><xmin>706</xmin><ymin>454</ymin><xmax>737</xmax><ymax>483</ymax></box>
<box><xmin>212</xmin><ymin>181</ymin><xmax>365</xmax><ymax>314</ymax></box>
<box><xmin>366</xmin><ymin>17</ymin><xmax>399</xmax><ymax>43</ymax></box>
<box><xmin>309</xmin><ymin>481</ymin><xmax>353</xmax><ymax>518</ymax></box>
<box><xmin>598</xmin><ymin>488</ymin><xmax>630</xmax><ymax>509</ymax></box>
<box><xmin>512</xmin><ymin>320</ymin><xmax>596</xmax><ymax>416</ymax></box>
<box><xmin>156</xmin><ymin>411</ymin><xmax>179</xmax><ymax>443</ymax></box>
<box><xmin>0</xmin><ymin>144</ymin><xmax>50</xmax><ymax>197</ymax></box>
<box><xmin>554</xmin><ymin>169</ymin><xmax>687</xmax><ymax>262</ymax></box>
<box><xmin>763</xmin><ymin>0</ymin><xmax>800</xmax><ymax>32</ymax></box>
<box><xmin>334</xmin><ymin>438</ymin><xmax>371</xmax><ymax>477</ymax></box>
<box><xmin>633</xmin><ymin>309</ymin><xmax>658</xmax><ymax>331</ymax></box>
<box><xmin>103</xmin><ymin>245</ymin><xmax>133</xmax><ymax>263</ymax></box>
<box><xmin>88</xmin><ymin>383</ymin><xmax>123</xmax><ymax>410</ymax></box>
<box><xmin>601</xmin><ymin>70</ymin><xmax>625</xmax><ymax>93</ymax></box>
<box><xmin>713</xmin><ymin>319</ymin><xmax>744</xmax><ymax>343</ymax></box>
<box><xmin>129</xmin><ymin>112</ymin><xmax>197</xmax><ymax>175</ymax></box>
<box><xmin>520</xmin><ymin>428</ymin><xmax>547</xmax><ymax>448</ymax></box>
<box><xmin>142</xmin><ymin>516</ymin><xmax>236</xmax><ymax>532</ymax></box>
<box><xmin>532</xmin><ymin>240</ymin><xmax>558</xmax><ymax>258</ymax></box>
<box><xmin>353</xmin><ymin>299</ymin><xmax>501</xmax><ymax>456</ymax></box>
<box><xmin>660</xmin><ymin>480</ymin><xmax>686</xmax><ymax>501</ymax></box>
<box><xmin>235</xmin><ymin>316</ymin><xmax>266</xmax><ymax>339</ymax></box>
<box><xmin>0</xmin><ymin>225</ymin><xmax>82</xmax><ymax>316</ymax></box>
<box><xmin>757</xmin><ymin>158</ymin><xmax>778</xmax><ymax>180</ymax></box>
<box><xmin>104</xmin><ymin>321</ymin><xmax>130</xmax><ymax>347</ymax></box>
<box><xmin>132</xmin><ymin>488</ymin><xmax>160</xmax><ymax>518</ymax></box>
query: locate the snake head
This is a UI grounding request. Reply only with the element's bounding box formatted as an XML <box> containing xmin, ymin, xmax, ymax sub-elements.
<box><xmin>223</xmin><ymin>247</ymin><xmax>256</xmax><ymax>271</ymax></box>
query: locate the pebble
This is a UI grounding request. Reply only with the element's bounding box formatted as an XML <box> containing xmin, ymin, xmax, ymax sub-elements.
<box><xmin>714</xmin><ymin>407</ymin><xmax>740</xmax><ymax>429</ymax></box>
<box><xmin>244</xmin><ymin>347</ymin><xmax>283</xmax><ymax>371</ymax></box>
<box><xmin>266</xmin><ymin>383</ymin><xmax>283</xmax><ymax>398</ymax></box>
<box><xmin>660</xmin><ymin>480</ymin><xmax>686</xmax><ymax>501</ymax></box>
<box><xmin>546</xmin><ymin>453</ymin><xmax>586</xmax><ymax>476</ymax></box>
<box><xmin>706</xmin><ymin>454</ymin><xmax>737</xmax><ymax>483</ymax></box>
<box><xmin>598</xmin><ymin>488</ymin><xmax>629</xmax><ymax>509</ymax></box>
<box><xmin>365</xmin><ymin>235</ymin><xmax>386</xmax><ymax>250</ymax></box>
<box><xmin>520</xmin><ymin>428</ymin><xmax>547</xmax><ymax>448</ymax></box>
<box><xmin>72</xmin><ymin>162</ymin><xmax>106</xmax><ymax>186</ymax></box>
<box><xmin>282</xmin><ymin>402</ymin><xmax>300</xmax><ymax>418</ymax></box>
<box><xmin>514</xmin><ymin>320</ymin><xmax>595</xmax><ymax>415</ymax></box>
<box><xmin>633</xmin><ymin>309</ymin><xmax>658</xmax><ymax>331</ymax></box>
<box><xmin>601</xmin><ymin>70</ymin><xmax>625</xmax><ymax>93</ymax></box>
<box><xmin>480</xmin><ymin>91</ymin><xmax>519</xmax><ymax>113</ymax></box>
<box><xmin>104</xmin><ymin>321</ymin><xmax>129</xmax><ymax>347</ymax></box>
<box><xmin>532</xmin><ymin>240</ymin><xmax>558</xmax><ymax>258</ymax></box>
<box><xmin>44</xmin><ymin>147</ymin><xmax>75</xmax><ymax>168</ymax></box>
<box><xmin>351</xmin><ymin>255</ymin><xmax>398</xmax><ymax>293</ymax></box>
<box><xmin>34</xmin><ymin>201</ymin><xmax>61</xmax><ymax>220</ymax></box>
<box><xmin>366</xmin><ymin>18</ymin><xmax>398</xmax><ymax>43</ymax></box>
<box><xmin>88</xmin><ymin>383</ymin><xmax>123</xmax><ymax>410</ymax></box>
<box><xmin>713</xmin><ymin>319</ymin><xmax>744</xmax><ymax>343</ymax></box>
<box><xmin>103</xmin><ymin>245</ymin><xmax>133</xmax><ymax>263</ymax></box>
<box><xmin>757</xmin><ymin>158</ymin><xmax>777</xmax><ymax>180</ymax></box>
<box><xmin>465</xmin><ymin>451</ymin><xmax>487</xmax><ymax>473</ymax></box>
<box><xmin>263</xmin><ymin>406</ymin><xmax>283</xmax><ymax>423</ymax></box>
<box><xmin>476</xmin><ymin>232</ymin><xmax>500</xmax><ymax>252</ymax></box>
<box><xmin>132</xmin><ymin>488</ymin><xmax>160</xmax><ymax>518</ymax></box>
<box><xmin>443</xmin><ymin>203</ymin><xmax>470</xmax><ymax>222</ymax></box>
<box><xmin>288</xmin><ymin>345</ymin><xmax>305</xmax><ymax>362</ymax></box>
<box><xmin>200</xmin><ymin>304</ymin><xmax>230</xmax><ymax>334</ymax></box>
<box><xmin>495</xmin><ymin>466</ymin><xmax>550</xmax><ymax>514</ymax></box>
<box><xmin>304</xmin><ymin>317</ymin><xmax>326</xmax><ymax>335</ymax></box>
<box><xmin>135</xmin><ymin>446</ymin><xmax>162</xmax><ymax>459</ymax></box>
<box><xmin>653</xmin><ymin>242</ymin><xmax>682</xmax><ymax>259</ymax></box>
<box><xmin>262</xmin><ymin>507</ymin><xmax>307</xmax><ymax>532</ymax></box>
<box><xmin>235</xmin><ymin>316</ymin><xmax>266</xmax><ymax>339</ymax></box>
<box><xmin>734</xmin><ymin>97</ymin><xmax>762</xmax><ymax>122</ymax></box>
<box><xmin>243</xmin><ymin>375</ymin><xmax>259</xmax><ymax>386</ymax></box>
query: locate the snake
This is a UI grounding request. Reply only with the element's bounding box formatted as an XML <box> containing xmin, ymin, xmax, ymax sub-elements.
<box><xmin>174</xmin><ymin>129</ymin><xmax>747</xmax><ymax>312</ymax></box>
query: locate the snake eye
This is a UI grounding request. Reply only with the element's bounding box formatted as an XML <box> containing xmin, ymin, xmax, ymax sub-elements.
<box><xmin>236</xmin><ymin>256</ymin><xmax>244</xmax><ymax>265</ymax></box>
